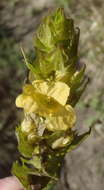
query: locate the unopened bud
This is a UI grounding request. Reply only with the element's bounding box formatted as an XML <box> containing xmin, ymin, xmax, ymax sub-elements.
<box><xmin>21</xmin><ymin>117</ymin><xmax>36</xmax><ymax>134</ymax></box>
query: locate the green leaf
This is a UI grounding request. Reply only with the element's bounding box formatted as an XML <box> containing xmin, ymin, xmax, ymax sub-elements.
<box><xmin>42</xmin><ymin>180</ymin><xmax>56</xmax><ymax>190</ymax></box>
<box><xmin>46</xmin><ymin>131</ymin><xmax>64</xmax><ymax>147</ymax></box>
<box><xmin>67</xmin><ymin>126</ymin><xmax>92</xmax><ymax>153</ymax></box>
<box><xmin>51</xmin><ymin>8</ymin><xmax>74</xmax><ymax>42</ymax></box>
<box><xmin>29</xmin><ymin>156</ymin><xmax>42</xmax><ymax>170</ymax></box>
<box><xmin>68</xmin><ymin>77</ymin><xmax>89</xmax><ymax>106</ymax></box>
<box><xmin>16</xmin><ymin>126</ymin><xmax>34</xmax><ymax>157</ymax></box>
<box><xmin>12</xmin><ymin>160</ymin><xmax>57</xmax><ymax>190</ymax></box>
<box><xmin>71</xmin><ymin>64</ymin><xmax>86</xmax><ymax>89</ymax></box>
<box><xmin>21</xmin><ymin>47</ymin><xmax>41</xmax><ymax>79</ymax></box>
<box><xmin>68</xmin><ymin>27</ymin><xmax>80</xmax><ymax>57</ymax></box>
<box><xmin>35</xmin><ymin>16</ymin><xmax>54</xmax><ymax>53</ymax></box>
<box><xmin>12</xmin><ymin>161</ymin><xmax>32</xmax><ymax>190</ymax></box>
<box><xmin>38</xmin><ymin>48</ymin><xmax>66</xmax><ymax>75</ymax></box>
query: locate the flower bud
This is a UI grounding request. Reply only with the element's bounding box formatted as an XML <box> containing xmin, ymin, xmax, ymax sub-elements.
<box><xmin>21</xmin><ymin>116</ymin><xmax>36</xmax><ymax>134</ymax></box>
<box><xmin>27</xmin><ymin>132</ymin><xmax>37</xmax><ymax>143</ymax></box>
<box><xmin>52</xmin><ymin>136</ymin><xmax>73</xmax><ymax>149</ymax></box>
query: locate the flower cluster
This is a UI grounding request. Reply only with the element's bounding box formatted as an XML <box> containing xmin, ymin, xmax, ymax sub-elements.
<box><xmin>12</xmin><ymin>8</ymin><xmax>90</xmax><ymax>190</ymax></box>
<box><xmin>16</xmin><ymin>79</ymin><xmax>76</xmax><ymax>148</ymax></box>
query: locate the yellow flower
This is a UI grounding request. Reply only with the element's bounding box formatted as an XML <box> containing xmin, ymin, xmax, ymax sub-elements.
<box><xmin>32</xmin><ymin>80</ymin><xmax>70</xmax><ymax>106</ymax></box>
<box><xmin>16</xmin><ymin>80</ymin><xmax>70</xmax><ymax>116</ymax></box>
<box><xmin>16</xmin><ymin>80</ymin><xmax>76</xmax><ymax>131</ymax></box>
<box><xmin>45</xmin><ymin>105</ymin><xmax>76</xmax><ymax>131</ymax></box>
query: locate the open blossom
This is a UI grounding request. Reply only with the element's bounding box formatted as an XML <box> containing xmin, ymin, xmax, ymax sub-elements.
<box><xmin>16</xmin><ymin>80</ymin><xmax>76</xmax><ymax>132</ymax></box>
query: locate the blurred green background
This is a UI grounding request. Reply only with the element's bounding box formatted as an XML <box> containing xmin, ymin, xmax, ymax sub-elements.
<box><xmin>0</xmin><ymin>0</ymin><xmax>104</xmax><ymax>189</ymax></box>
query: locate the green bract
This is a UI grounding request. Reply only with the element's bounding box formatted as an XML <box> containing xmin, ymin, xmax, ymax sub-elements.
<box><xmin>12</xmin><ymin>8</ymin><xmax>91</xmax><ymax>190</ymax></box>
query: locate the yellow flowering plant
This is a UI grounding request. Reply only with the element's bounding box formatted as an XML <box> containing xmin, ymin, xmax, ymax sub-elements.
<box><xmin>12</xmin><ymin>8</ymin><xmax>91</xmax><ymax>190</ymax></box>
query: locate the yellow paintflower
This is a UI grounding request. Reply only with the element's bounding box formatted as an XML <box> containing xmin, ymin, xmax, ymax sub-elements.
<box><xmin>32</xmin><ymin>80</ymin><xmax>70</xmax><ymax>106</ymax></box>
<box><xmin>16</xmin><ymin>80</ymin><xmax>70</xmax><ymax>115</ymax></box>
<box><xmin>45</xmin><ymin>105</ymin><xmax>76</xmax><ymax>131</ymax></box>
<box><xmin>16</xmin><ymin>80</ymin><xmax>76</xmax><ymax>131</ymax></box>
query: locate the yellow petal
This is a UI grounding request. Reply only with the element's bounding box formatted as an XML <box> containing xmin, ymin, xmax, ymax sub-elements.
<box><xmin>16</xmin><ymin>94</ymin><xmax>35</xmax><ymax>113</ymax></box>
<box><xmin>48</xmin><ymin>81</ymin><xmax>70</xmax><ymax>105</ymax></box>
<box><xmin>16</xmin><ymin>81</ymin><xmax>70</xmax><ymax>118</ymax></box>
<box><xmin>16</xmin><ymin>94</ymin><xmax>26</xmax><ymax>108</ymax></box>
<box><xmin>23</xmin><ymin>84</ymin><xmax>35</xmax><ymax>95</ymax></box>
<box><xmin>32</xmin><ymin>95</ymin><xmax>61</xmax><ymax>117</ymax></box>
<box><xmin>32</xmin><ymin>80</ymin><xmax>70</xmax><ymax>106</ymax></box>
<box><xmin>32</xmin><ymin>80</ymin><xmax>48</xmax><ymax>95</ymax></box>
<box><xmin>45</xmin><ymin>104</ymin><xmax>76</xmax><ymax>131</ymax></box>
<box><xmin>22</xmin><ymin>81</ymin><xmax>68</xmax><ymax>116</ymax></box>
